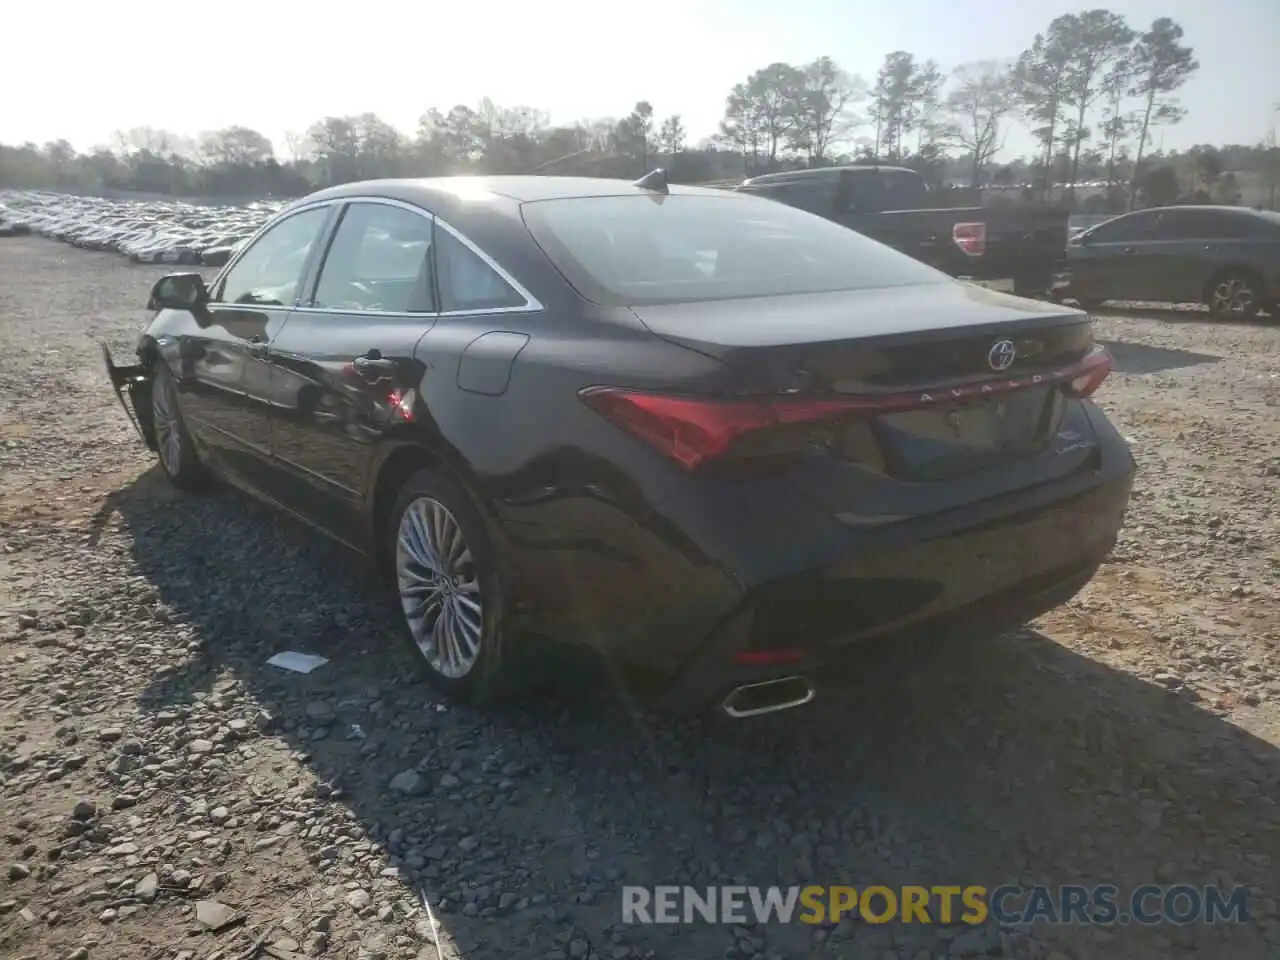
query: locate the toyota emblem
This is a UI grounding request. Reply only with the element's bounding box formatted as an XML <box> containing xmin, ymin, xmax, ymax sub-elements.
<box><xmin>988</xmin><ymin>339</ymin><xmax>1017</xmax><ymax>371</ymax></box>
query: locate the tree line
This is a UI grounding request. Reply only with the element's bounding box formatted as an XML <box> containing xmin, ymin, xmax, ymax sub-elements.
<box><xmin>1</xmin><ymin>10</ymin><xmax>1276</xmax><ymax>212</ymax></box>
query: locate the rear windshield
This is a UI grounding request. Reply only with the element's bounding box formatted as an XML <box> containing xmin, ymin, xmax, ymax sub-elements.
<box><xmin>520</xmin><ymin>193</ymin><xmax>948</xmax><ymax>306</ymax></box>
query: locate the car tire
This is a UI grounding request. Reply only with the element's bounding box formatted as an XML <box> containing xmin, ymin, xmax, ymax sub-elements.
<box><xmin>1205</xmin><ymin>269</ymin><xmax>1262</xmax><ymax>320</ymax></box>
<box><xmin>150</xmin><ymin>363</ymin><xmax>209</xmax><ymax>490</ymax></box>
<box><xmin>386</xmin><ymin>467</ymin><xmax>509</xmax><ymax>703</ymax></box>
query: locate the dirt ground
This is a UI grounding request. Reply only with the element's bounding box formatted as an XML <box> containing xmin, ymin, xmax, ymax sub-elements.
<box><xmin>1</xmin><ymin>235</ymin><xmax>1278</xmax><ymax>960</ymax></box>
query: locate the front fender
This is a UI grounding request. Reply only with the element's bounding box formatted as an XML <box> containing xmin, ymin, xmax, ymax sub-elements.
<box><xmin>101</xmin><ymin>340</ymin><xmax>157</xmax><ymax>450</ymax></box>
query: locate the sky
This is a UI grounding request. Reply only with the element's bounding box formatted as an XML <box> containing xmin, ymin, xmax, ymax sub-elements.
<box><xmin>4</xmin><ymin>0</ymin><xmax>1277</xmax><ymax>162</ymax></box>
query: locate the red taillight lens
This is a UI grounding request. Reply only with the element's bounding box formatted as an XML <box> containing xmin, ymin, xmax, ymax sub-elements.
<box><xmin>1062</xmin><ymin>348</ymin><xmax>1112</xmax><ymax>398</ymax></box>
<box><xmin>953</xmin><ymin>221</ymin><xmax>986</xmax><ymax>256</ymax></box>
<box><xmin>578</xmin><ymin>389</ymin><xmax>810</xmax><ymax>469</ymax></box>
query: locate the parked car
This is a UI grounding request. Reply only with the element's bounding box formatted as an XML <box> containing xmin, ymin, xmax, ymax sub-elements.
<box><xmin>1061</xmin><ymin>205</ymin><xmax>1280</xmax><ymax>318</ymax></box>
<box><xmin>0</xmin><ymin>189</ymin><xmax>276</xmax><ymax>265</ymax></box>
<box><xmin>734</xmin><ymin>165</ymin><xmax>1071</xmax><ymax>298</ymax></box>
<box><xmin>102</xmin><ymin>173</ymin><xmax>1135</xmax><ymax>717</ymax></box>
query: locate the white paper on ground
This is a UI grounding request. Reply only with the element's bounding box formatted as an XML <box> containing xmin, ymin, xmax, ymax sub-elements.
<box><xmin>266</xmin><ymin>651</ymin><xmax>330</xmax><ymax>674</ymax></box>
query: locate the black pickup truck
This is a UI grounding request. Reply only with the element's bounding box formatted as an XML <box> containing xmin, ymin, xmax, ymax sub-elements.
<box><xmin>735</xmin><ymin>165</ymin><xmax>1069</xmax><ymax>297</ymax></box>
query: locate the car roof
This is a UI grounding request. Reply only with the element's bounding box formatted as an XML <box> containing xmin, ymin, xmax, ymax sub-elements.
<box><xmin>1135</xmin><ymin>204</ymin><xmax>1267</xmax><ymax>216</ymax></box>
<box><xmin>742</xmin><ymin>165</ymin><xmax>917</xmax><ymax>186</ymax></box>
<box><xmin>296</xmin><ymin>175</ymin><xmax>737</xmax><ymax>207</ymax></box>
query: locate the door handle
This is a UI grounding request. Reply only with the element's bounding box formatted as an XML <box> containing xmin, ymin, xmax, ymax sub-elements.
<box><xmin>247</xmin><ymin>335</ymin><xmax>268</xmax><ymax>358</ymax></box>
<box><xmin>1122</xmin><ymin>246</ymin><xmax>1137</xmax><ymax>255</ymax></box>
<box><xmin>352</xmin><ymin>354</ymin><xmax>395</xmax><ymax>375</ymax></box>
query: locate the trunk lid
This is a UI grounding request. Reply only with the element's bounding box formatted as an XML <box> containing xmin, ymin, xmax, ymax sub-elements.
<box><xmin>628</xmin><ymin>281</ymin><xmax>1093</xmax><ymax>391</ymax></box>
<box><xmin>627</xmin><ymin>282</ymin><xmax>1103</xmax><ymax>508</ymax></box>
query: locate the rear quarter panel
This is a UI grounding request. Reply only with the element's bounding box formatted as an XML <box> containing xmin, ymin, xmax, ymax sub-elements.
<box><xmin>411</xmin><ymin>303</ymin><xmax>745</xmax><ymax>662</ymax></box>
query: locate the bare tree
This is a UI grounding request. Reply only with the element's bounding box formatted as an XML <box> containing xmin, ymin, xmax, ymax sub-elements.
<box><xmin>1098</xmin><ymin>54</ymin><xmax>1136</xmax><ymax>187</ymax></box>
<box><xmin>199</xmin><ymin>127</ymin><xmax>274</xmax><ymax>167</ymax></box>
<box><xmin>943</xmin><ymin>60</ymin><xmax>1014</xmax><ymax>186</ymax></box>
<box><xmin>657</xmin><ymin>115</ymin><xmax>686</xmax><ymax>155</ymax></box>
<box><xmin>283</xmin><ymin>131</ymin><xmax>311</xmax><ymax>164</ymax></box>
<box><xmin>113</xmin><ymin>127</ymin><xmax>178</xmax><ymax>158</ymax></box>
<box><xmin>719</xmin><ymin>82</ymin><xmax>766</xmax><ymax>169</ymax></box>
<box><xmin>789</xmin><ymin>56</ymin><xmax>866</xmax><ymax>165</ymax></box>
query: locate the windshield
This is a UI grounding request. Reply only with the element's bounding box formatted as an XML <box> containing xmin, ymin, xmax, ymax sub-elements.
<box><xmin>520</xmin><ymin>193</ymin><xmax>949</xmax><ymax>306</ymax></box>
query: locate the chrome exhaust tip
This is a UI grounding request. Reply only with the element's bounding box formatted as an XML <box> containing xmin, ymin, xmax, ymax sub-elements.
<box><xmin>721</xmin><ymin>676</ymin><xmax>815</xmax><ymax>718</ymax></box>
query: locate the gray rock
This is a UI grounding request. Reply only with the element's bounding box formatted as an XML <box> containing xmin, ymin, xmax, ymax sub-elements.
<box><xmin>135</xmin><ymin>872</ymin><xmax>159</xmax><ymax>902</ymax></box>
<box><xmin>195</xmin><ymin>900</ymin><xmax>239</xmax><ymax>931</ymax></box>
<box><xmin>389</xmin><ymin>770</ymin><xmax>425</xmax><ymax>795</ymax></box>
<box><xmin>71</xmin><ymin>800</ymin><xmax>96</xmax><ymax>821</ymax></box>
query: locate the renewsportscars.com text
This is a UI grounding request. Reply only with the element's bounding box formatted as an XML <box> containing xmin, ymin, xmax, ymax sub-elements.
<box><xmin>621</xmin><ymin>884</ymin><xmax>1249</xmax><ymax>926</ymax></box>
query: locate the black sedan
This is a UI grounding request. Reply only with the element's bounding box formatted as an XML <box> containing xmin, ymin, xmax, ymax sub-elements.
<box><xmin>1063</xmin><ymin>204</ymin><xmax>1280</xmax><ymax>318</ymax></box>
<box><xmin>103</xmin><ymin>173</ymin><xmax>1135</xmax><ymax>718</ymax></box>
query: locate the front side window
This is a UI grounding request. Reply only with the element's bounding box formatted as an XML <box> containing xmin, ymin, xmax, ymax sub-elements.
<box><xmin>312</xmin><ymin>202</ymin><xmax>435</xmax><ymax>313</ymax></box>
<box><xmin>521</xmin><ymin>193</ymin><xmax>948</xmax><ymax>307</ymax></box>
<box><xmin>1086</xmin><ymin>211</ymin><xmax>1160</xmax><ymax>244</ymax></box>
<box><xmin>217</xmin><ymin>206</ymin><xmax>330</xmax><ymax>306</ymax></box>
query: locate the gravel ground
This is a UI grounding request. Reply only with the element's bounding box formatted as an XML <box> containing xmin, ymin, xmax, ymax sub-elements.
<box><xmin>1</xmin><ymin>236</ymin><xmax>1278</xmax><ymax>960</ymax></box>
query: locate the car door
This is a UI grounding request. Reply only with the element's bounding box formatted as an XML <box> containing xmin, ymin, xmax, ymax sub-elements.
<box><xmin>1142</xmin><ymin>208</ymin><xmax>1226</xmax><ymax>303</ymax></box>
<box><xmin>1067</xmin><ymin>209</ymin><xmax>1163</xmax><ymax>301</ymax></box>
<box><xmin>178</xmin><ymin>203</ymin><xmax>334</xmax><ymax>493</ymax></box>
<box><xmin>266</xmin><ymin>198</ymin><xmax>440</xmax><ymax>547</ymax></box>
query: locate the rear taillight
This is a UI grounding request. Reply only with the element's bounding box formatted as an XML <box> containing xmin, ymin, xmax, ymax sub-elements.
<box><xmin>580</xmin><ymin>347</ymin><xmax>1113</xmax><ymax>470</ymax></box>
<box><xmin>1062</xmin><ymin>348</ymin><xmax>1112</xmax><ymax>398</ymax></box>
<box><xmin>577</xmin><ymin>389</ymin><xmax>839</xmax><ymax>469</ymax></box>
<box><xmin>953</xmin><ymin>222</ymin><xmax>986</xmax><ymax>256</ymax></box>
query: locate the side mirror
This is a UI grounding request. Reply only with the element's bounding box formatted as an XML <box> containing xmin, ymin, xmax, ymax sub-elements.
<box><xmin>148</xmin><ymin>273</ymin><xmax>209</xmax><ymax>312</ymax></box>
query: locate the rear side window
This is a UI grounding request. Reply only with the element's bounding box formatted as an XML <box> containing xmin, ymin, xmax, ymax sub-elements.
<box><xmin>520</xmin><ymin>193</ymin><xmax>947</xmax><ymax>307</ymax></box>
<box><xmin>1160</xmin><ymin>210</ymin><xmax>1256</xmax><ymax>240</ymax></box>
<box><xmin>312</xmin><ymin>202</ymin><xmax>435</xmax><ymax>313</ymax></box>
<box><xmin>839</xmin><ymin>170</ymin><xmax>928</xmax><ymax>213</ymax></box>
<box><xmin>754</xmin><ymin>180</ymin><xmax>838</xmax><ymax>216</ymax></box>
<box><xmin>1213</xmin><ymin>214</ymin><xmax>1264</xmax><ymax>240</ymax></box>
<box><xmin>435</xmin><ymin>227</ymin><xmax>527</xmax><ymax>313</ymax></box>
<box><xmin>1254</xmin><ymin>209</ymin><xmax>1280</xmax><ymax>237</ymax></box>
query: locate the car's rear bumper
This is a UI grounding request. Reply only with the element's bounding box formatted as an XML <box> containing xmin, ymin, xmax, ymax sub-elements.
<box><xmin>658</xmin><ymin>470</ymin><xmax>1131</xmax><ymax>716</ymax></box>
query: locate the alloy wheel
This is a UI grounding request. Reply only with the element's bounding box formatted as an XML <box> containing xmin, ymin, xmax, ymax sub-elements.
<box><xmin>152</xmin><ymin>371</ymin><xmax>183</xmax><ymax>475</ymax></box>
<box><xmin>395</xmin><ymin>496</ymin><xmax>484</xmax><ymax>678</ymax></box>
<box><xmin>1211</xmin><ymin>277</ymin><xmax>1256</xmax><ymax>316</ymax></box>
